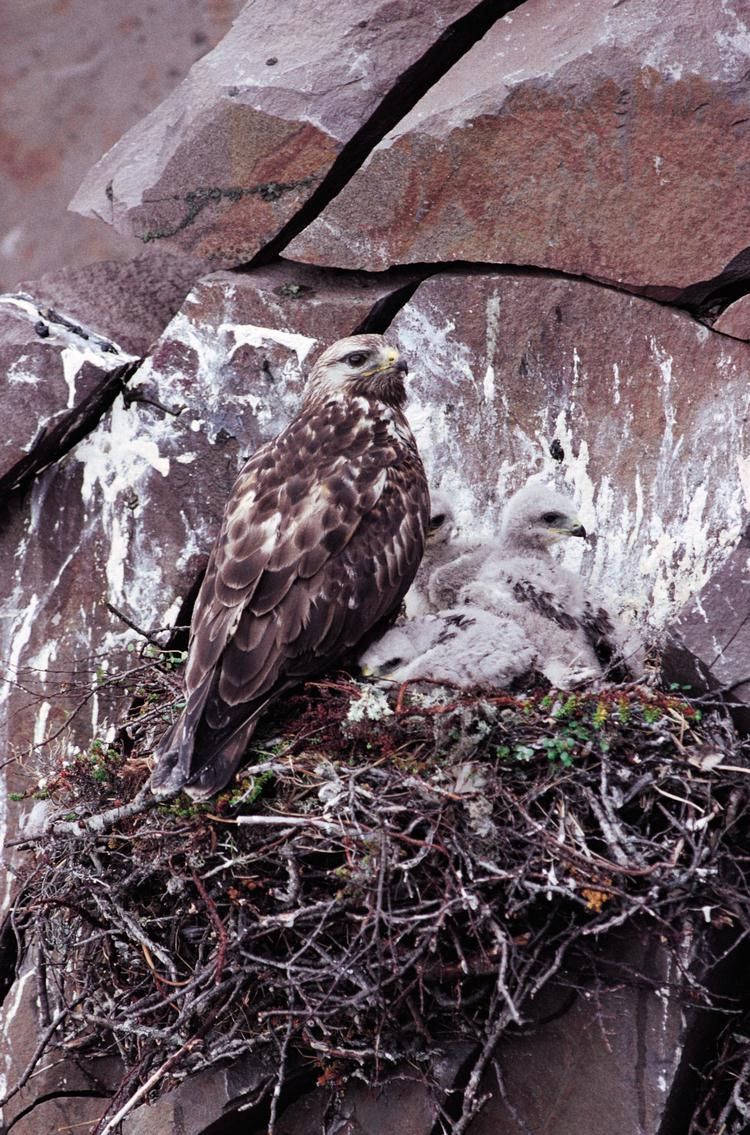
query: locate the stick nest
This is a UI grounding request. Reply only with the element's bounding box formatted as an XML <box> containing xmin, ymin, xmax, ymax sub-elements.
<box><xmin>5</xmin><ymin>669</ymin><xmax>750</xmax><ymax>1134</ymax></box>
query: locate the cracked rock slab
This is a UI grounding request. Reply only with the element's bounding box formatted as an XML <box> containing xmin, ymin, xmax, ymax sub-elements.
<box><xmin>714</xmin><ymin>294</ymin><xmax>750</xmax><ymax>341</ymax></box>
<box><xmin>287</xmin><ymin>0</ymin><xmax>750</xmax><ymax>300</ymax></box>
<box><xmin>466</xmin><ymin>933</ymin><xmax>685</xmax><ymax>1135</ymax></box>
<box><xmin>0</xmin><ymin>959</ymin><xmax>120</xmax><ymax>1135</ymax></box>
<box><xmin>121</xmin><ymin>1055</ymin><xmax>268</xmax><ymax>1134</ymax></box>
<box><xmin>70</xmin><ymin>0</ymin><xmax>482</xmax><ymax>265</ymax></box>
<box><xmin>16</xmin><ymin>252</ymin><xmax>211</xmax><ymax>356</ymax></box>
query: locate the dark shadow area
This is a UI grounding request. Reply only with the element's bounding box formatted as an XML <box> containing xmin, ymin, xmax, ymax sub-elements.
<box><xmin>0</xmin><ymin>911</ymin><xmax>21</xmax><ymax>1009</ymax></box>
<box><xmin>658</xmin><ymin>931</ymin><xmax>750</xmax><ymax>1135</ymax></box>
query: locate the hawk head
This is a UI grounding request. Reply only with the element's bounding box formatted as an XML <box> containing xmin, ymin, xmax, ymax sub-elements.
<box><xmin>502</xmin><ymin>483</ymin><xmax>587</xmax><ymax>552</ymax></box>
<box><xmin>303</xmin><ymin>333</ymin><xmax>408</xmax><ymax>408</ymax></box>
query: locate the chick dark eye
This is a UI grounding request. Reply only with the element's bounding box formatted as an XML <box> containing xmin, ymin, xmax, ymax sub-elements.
<box><xmin>345</xmin><ymin>351</ymin><xmax>368</xmax><ymax>367</ymax></box>
<box><xmin>542</xmin><ymin>512</ymin><xmax>562</xmax><ymax>525</ymax></box>
<box><xmin>429</xmin><ymin>513</ymin><xmax>447</xmax><ymax>533</ymax></box>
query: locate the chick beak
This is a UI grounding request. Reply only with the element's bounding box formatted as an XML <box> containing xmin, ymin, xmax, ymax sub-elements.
<box><xmin>570</xmin><ymin>523</ymin><xmax>587</xmax><ymax>539</ymax></box>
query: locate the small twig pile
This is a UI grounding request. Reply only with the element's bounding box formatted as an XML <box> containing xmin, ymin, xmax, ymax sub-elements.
<box><xmin>4</xmin><ymin>669</ymin><xmax>750</xmax><ymax>1134</ymax></box>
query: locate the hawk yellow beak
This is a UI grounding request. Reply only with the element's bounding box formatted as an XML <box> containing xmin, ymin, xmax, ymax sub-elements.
<box><xmin>361</xmin><ymin>347</ymin><xmax>400</xmax><ymax>377</ymax></box>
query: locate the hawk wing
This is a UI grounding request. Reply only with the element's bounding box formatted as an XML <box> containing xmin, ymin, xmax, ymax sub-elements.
<box><xmin>153</xmin><ymin>398</ymin><xmax>428</xmax><ymax>797</ymax></box>
<box><xmin>511</xmin><ymin>579</ymin><xmax>580</xmax><ymax>632</ymax></box>
<box><xmin>579</xmin><ymin>601</ymin><xmax>634</xmax><ymax>682</ymax></box>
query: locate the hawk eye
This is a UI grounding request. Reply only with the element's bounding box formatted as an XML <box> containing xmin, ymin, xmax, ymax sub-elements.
<box><xmin>542</xmin><ymin>511</ymin><xmax>562</xmax><ymax>525</ymax></box>
<box><xmin>345</xmin><ymin>351</ymin><xmax>368</xmax><ymax>367</ymax></box>
<box><xmin>429</xmin><ymin>513</ymin><xmax>447</xmax><ymax>532</ymax></box>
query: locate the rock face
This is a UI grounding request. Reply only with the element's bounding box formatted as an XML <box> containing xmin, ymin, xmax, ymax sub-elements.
<box><xmin>15</xmin><ymin>252</ymin><xmax>211</xmax><ymax>356</ymax></box>
<box><xmin>663</xmin><ymin>523</ymin><xmax>750</xmax><ymax>730</ymax></box>
<box><xmin>714</xmin><ymin>294</ymin><xmax>750</xmax><ymax>341</ymax></box>
<box><xmin>458</xmin><ymin>933</ymin><xmax>684</xmax><ymax>1135</ymax></box>
<box><xmin>120</xmin><ymin>1056</ymin><xmax>267</xmax><ymax>1135</ymax></box>
<box><xmin>0</xmin><ymin>0</ymin><xmax>243</xmax><ymax>289</ymax></box>
<box><xmin>0</xmin><ymin>294</ymin><xmax>136</xmax><ymax>498</ymax></box>
<box><xmin>0</xmin><ymin>960</ymin><xmax>121</xmax><ymax>1135</ymax></box>
<box><xmin>5</xmin><ymin>0</ymin><xmax>750</xmax><ymax>1132</ymax></box>
<box><xmin>287</xmin><ymin>0</ymin><xmax>750</xmax><ymax>300</ymax></box>
<box><xmin>70</xmin><ymin>0</ymin><xmax>487</xmax><ymax>265</ymax></box>
<box><xmin>388</xmin><ymin>269</ymin><xmax>750</xmax><ymax>630</ymax></box>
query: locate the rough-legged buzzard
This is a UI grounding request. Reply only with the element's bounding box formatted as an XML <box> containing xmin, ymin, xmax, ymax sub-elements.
<box><xmin>151</xmin><ymin>334</ymin><xmax>430</xmax><ymax>798</ymax></box>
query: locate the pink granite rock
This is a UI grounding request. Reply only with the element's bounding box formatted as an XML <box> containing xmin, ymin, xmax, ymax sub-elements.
<box><xmin>70</xmin><ymin>0</ymin><xmax>484</xmax><ymax>266</ymax></box>
<box><xmin>0</xmin><ymin>0</ymin><xmax>243</xmax><ymax>290</ymax></box>
<box><xmin>714</xmin><ymin>294</ymin><xmax>750</xmax><ymax>341</ymax></box>
<box><xmin>287</xmin><ymin>0</ymin><xmax>750</xmax><ymax>300</ymax></box>
<box><xmin>467</xmin><ymin>934</ymin><xmax>683</xmax><ymax>1135</ymax></box>
<box><xmin>0</xmin><ymin>251</ymin><xmax>211</xmax><ymax>498</ymax></box>
<box><xmin>0</xmin><ymin>293</ymin><xmax>137</xmax><ymax>496</ymax></box>
<box><xmin>0</xmin><ymin>959</ymin><xmax>121</xmax><ymax>1135</ymax></box>
<box><xmin>16</xmin><ymin>251</ymin><xmax>210</xmax><ymax>356</ymax></box>
<box><xmin>663</xmin><ymin>525</ymin><xmax>750</xmax><ymax>730</ymax></box>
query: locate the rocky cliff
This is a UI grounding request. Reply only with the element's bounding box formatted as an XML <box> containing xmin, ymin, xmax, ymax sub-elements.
<box><xmin>2</xmin><ymin>2</ymin><xmax>750</xmax><ymax>1132</ymax></box>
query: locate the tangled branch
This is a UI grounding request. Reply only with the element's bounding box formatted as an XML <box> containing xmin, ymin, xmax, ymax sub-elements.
<box><xmin>4</xmin><ymin>675</ymin><xmax>750</xmax><ymax>1133</ymax></box>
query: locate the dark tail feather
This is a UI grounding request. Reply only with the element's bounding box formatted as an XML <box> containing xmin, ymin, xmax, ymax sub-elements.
<box><xmin>150</xmin><ymin>705</ymin><xmax>266</xmax><ymax>800</ymax></box>
<box><xmin>150</xmin><ymin>716</ymin><xmax>191</xmax><ymax>796</ymax></box>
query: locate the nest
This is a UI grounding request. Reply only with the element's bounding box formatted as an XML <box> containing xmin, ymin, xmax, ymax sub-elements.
<box><xmin>4</xmin><ymin>665</ymin><xmax>750</xmax><ymax>1135</ymax></box>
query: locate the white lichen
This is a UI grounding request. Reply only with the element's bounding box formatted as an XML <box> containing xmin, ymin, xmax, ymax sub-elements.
<box><xmin>345</xmin><ymin>685</ymin><xmax>394</xmax><ymax>724</ymax></box>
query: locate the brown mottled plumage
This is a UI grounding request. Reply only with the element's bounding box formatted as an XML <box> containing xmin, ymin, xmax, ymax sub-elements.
<box><xmin>151</xmin><ymin>334</ymin><xmax>429</xmax><ymax>799</ymax></box>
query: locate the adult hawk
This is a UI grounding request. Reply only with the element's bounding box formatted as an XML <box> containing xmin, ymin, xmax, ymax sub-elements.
<box><xmin>151</xmin><ymin>333</ymin><xmax>430</xmax><ymax>799</ymax></box>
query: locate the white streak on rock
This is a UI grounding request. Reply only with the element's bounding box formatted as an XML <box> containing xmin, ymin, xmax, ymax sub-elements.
<box><xmin>33</xmin><ymin>700</ymin><xmax>51</xmax><ymax>747</ymax></box>
<box><xmin>0</xmin><ymin>294</ymin><xmax>134</xmax><ymax>362</ymax></box>
<box><xmin>0</xmin><ymin>965</ymin><xmax>34</xmax><ymax>1097</ymax></box>
<box><xmin>6</xmin><ymin>356</ymin><xmax>39</xmax><ymax>386</ymax></box>
<box><xmin>737</xmin><ymin>454</ymin><xmax>750</xmax><ymax>506</ymax></box>
<box><xmin>74</xmin><ymin>397</ymin><xmax>171</xmax><ymax>507</ymax></box>
<box><xmin>71</xmin><ymin>395</ymin><xmax>175</xmax><ymax>613</ymax></box>
<box><xmin>219</xmin><ymin>322</ymin><xmax>317</xmax><ymax>364</ymax></box>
